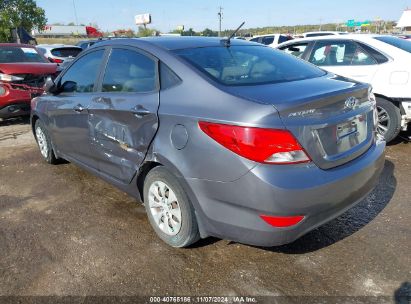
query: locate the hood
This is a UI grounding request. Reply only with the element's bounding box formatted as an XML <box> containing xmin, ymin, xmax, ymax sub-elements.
<box><xmin>0</xmin><ymin>63</ymin><xmax>57</xmax><ymax>75</ymax></box>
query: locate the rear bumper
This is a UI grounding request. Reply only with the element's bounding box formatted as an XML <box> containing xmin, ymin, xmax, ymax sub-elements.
<box><xmin>0</xmin><ymin>83</ymin><xmax>43</xmax><ymax>119</ymax></box>
<box><xmin>186</xmin><ymin>139</ymin><xmax>386</xmax><ymax>247</ymax></box>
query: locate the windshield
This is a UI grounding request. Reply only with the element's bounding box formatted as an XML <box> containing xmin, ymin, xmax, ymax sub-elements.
<box><xmin>174</xmin><ymin>45</ymin><xmax>325</xmax><ymax>86</ymax></box>
<box><xmin>374</xmin><ymin>36</ymin><xmax>411</xmax><ymax>54</ymax></box>
<box><xmin>0</xmin><ymin>46</ymin><xmax>47</xmax><ymax>63</ymax></box>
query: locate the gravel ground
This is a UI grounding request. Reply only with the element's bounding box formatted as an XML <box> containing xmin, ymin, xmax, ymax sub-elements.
<box><xmin>0</xmin><ymin>117</ymin><xmax>410</xmax><ymax>303</ymax></box>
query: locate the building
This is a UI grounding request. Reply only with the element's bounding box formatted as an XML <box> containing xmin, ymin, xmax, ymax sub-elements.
<box><xmin>397</xmin><ymin>9</ymin><xmax>411</xmax><ymax>32</ymax></box>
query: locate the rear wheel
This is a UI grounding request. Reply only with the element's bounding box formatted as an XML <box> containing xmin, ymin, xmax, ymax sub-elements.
<box><xmin>34</xmin><ymin>120</ymin><xmax>58</xmax><ymax>164</ymax></box>
<box><xmin>144</xmin><ymin>166</ymin><xmax>200</xmax><ymax>248</ymax></box>
<box><xmin>376</xmin><ymin>97</ymin><xmax>401</xmax><ymax>142</ymax></box>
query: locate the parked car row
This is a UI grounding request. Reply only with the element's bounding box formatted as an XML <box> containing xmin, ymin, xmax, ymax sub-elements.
<box><xmin>276</xmin><ymin>34</ymin><xmax>411</xmax><ymax>142</ymax></box>
<box><xmin>0</xmin><ymin>44</ymin><xmax>57</xmax><ymax>119</ymax></box>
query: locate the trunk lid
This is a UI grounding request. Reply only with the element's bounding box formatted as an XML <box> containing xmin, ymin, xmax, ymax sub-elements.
<box><xmin>224</xmin><ymin>74</ymin><xmax>376</xmax><ymax>169</ymax></box>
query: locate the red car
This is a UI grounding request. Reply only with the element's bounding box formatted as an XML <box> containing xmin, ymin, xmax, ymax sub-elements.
<box><xmin>0</xmin><ymin>43</ymin><xmax>57</xmax><ymax>119</ymax></box>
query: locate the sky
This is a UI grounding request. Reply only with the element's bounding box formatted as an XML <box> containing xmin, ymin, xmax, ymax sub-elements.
<box><xmin>35</xmin><ymin>0</ymin><xmax>410</xmax><ymax>32</ymax></box>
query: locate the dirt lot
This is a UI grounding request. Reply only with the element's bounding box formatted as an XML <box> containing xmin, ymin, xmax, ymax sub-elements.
<box><xmin>0</xmin><ymin>117</ymin><xmax>410</xmax><ymax>302</ymax></box>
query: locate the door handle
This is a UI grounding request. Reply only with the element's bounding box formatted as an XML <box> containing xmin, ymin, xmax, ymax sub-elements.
<box><xmin>73</xmin><ymin>104</ymin><xmax>85</xmax><ymax>112</ymax></box>
<box><xmin>131</xmin><ymin>105</ymin><xmax>151</xmax><ymax>118</ymax></box>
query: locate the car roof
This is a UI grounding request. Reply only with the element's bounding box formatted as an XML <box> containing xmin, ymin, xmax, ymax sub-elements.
<box><xmin>0</xmin><ymin>43</ymin><xmax>36</xmax><ymax>48</ymax></box>
<box><xmin>96</xmin><ymin>36</ymin><xmax>254</xmax><ymax>50</ymax></box>
<box><xmin>278</xmin><ymin>34</ymin><xmax>383</xmax><ymax>45</ymax></box>
<box><xmin>251</xmin><ymin>34</ymin><xmax>284</xmax><ymax>38</ymax></box>
<box><xmin>37</xmin><ymin>44</ymin><xmax>82</xmax><ymax>49</ymax></box>
<box><xmin>303</xmin><ymin>31</ymin><xmax>347</xmax><ymax>35</ymax></box>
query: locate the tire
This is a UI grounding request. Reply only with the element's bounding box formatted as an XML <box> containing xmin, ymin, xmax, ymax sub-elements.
<box><xmin>144</xmin><ymin>166</ymin><xmax>200</xmax><ymax>248</ymax></box>
<box><xmin>34</xmin><ymin>120</ymin><xmax>58</xmax><ymax>164</ymax></box>
<box><xmin>376</xmin><ymin>97</ymin><xmax>401</xmax><ymax>143</ymax></box>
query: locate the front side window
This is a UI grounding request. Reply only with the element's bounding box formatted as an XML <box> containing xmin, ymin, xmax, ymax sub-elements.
<box><xmin>60</xmin><ymin>50</ymin><xmax>104</xmax><ymax>93</ymax></box>
<box><xmin>174</xmin><ymin>45</ymin><xmax>325</xmax><ymax>86</ymax></box>
<box><xmin>309</xmin><ymin>41</ymin><xmax>376</xmax><ymax>66</ymax></box>
<box><xmin>102</xmin><ymin>49</ymin><xmax>157</xmax><ymax>93</ymax></box>
<box><xmin>280</xmin><ymin>43</ymin><xmax>308</xmax><ymax>58</ymax></box>
<box><xmin>0</xmin><ymin>46</ymin><xmax>47</xmax><ymax>63</ymax></box>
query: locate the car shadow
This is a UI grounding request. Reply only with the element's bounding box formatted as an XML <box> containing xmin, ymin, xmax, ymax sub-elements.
<box><xmin>0</xmin><ymin>116</ymin><xmax>30</xmax><ymax>127</ymax></box>
<box><xmin>255</xmin><ymin>159</ymin><xmax>396</xmax><ymax>254</ymax></box>
<box><xmin>394</xmin><ymin>282</ymin><xmax>411</xmax><ymax>304</ymax></box>
<box><xmin>388</xmin><ymin>130</ymin><xmax>411</xmax><ymax>146</ymax></box>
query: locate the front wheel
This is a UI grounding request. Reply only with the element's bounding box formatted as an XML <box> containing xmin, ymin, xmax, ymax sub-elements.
<box><xmin>376</xmin><ymin>98</ymin><xmax>401</xmax><ymax>143</ymax></box>
<box><xmin>34</xmin><ymin>120</ymin><xmax>58</xmax><ymax>164</ymax></box>
<box><xmin>144</xmin><ymin>166</ymin><xmax>200</xmax><ymax>248</ymax></box>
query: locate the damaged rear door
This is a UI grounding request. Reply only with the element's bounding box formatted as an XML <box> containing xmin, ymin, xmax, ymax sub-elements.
<box><xmin>89</xmin><ymin>47</ymin><xmax>160</xmax><ymax>183</ymax></box>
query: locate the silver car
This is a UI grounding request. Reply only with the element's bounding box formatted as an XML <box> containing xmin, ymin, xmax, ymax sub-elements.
<box><xmin>36</xmin><ymin>44</ymin><xmax>82</xmax><ymax>65</ymax></box>
<box><xmin>31</xmin><ymin>37</ymin><xmax>385</xmax><ymax>248</ymax></box>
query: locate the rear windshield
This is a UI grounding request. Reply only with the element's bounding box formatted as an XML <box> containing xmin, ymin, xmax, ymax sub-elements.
<box><xmin>0</xmin><ymin>46</ymin><xmax>47</xmax><ymax>63</ymax></box>
<box><xmin>51</xmin><ymin>47</ymin><xmax>82</xmax><ymax>58</ymax></box>
<box><xmin>374</xmin><ymin>36</ymin><xmax>411</xmax><ymax>54</ymax></box>
<box><xmin>174</xmin><ymin>45</ymin><xmax>325</xmax><ymax>86</ymax></box>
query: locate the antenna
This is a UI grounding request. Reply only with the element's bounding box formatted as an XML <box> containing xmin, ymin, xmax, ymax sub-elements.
<box><xmin>221</xmin><ymin>21</ymin><xmax>245</xmax><ymax>47</ymax></box>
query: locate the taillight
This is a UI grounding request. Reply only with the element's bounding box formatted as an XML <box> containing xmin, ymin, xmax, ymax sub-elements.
<box><xmin>199</xmin><ymin>121</ymin><xmax>310</xmax><ymax>164</ymax></box>
<box><xmin>260</xmin><ymin>215</ymin><xmax>304</xmax><ymax>227</ymax></box>
<box><xmin>49</xmin><ymin>57</ymin><xmax>63</xmax><ymax>64</ymax></box>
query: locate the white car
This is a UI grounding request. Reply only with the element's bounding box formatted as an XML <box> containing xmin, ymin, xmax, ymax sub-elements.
<box><xmin>249</xmin><ymin>34</ymin><xmax>292</xmax><ymax>47</ymax></box>
<box><xmin>36</xmin><ymin>44</ymin><xmax>82</xmax><ymax>65</ymax></box>
<box><xmin>302</xmin><ymin>31</ymin><xmax>349</xmax><ymax>38</ymax></box>
<box><xmin>277</xmin><ymin>34</ymin><xmax>411</xmax><ymax>142</ymax></box>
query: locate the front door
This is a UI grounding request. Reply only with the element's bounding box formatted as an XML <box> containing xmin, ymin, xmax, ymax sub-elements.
<box><xmin>47</xmin><ymin>49</ymin><xmax>105</xmax><ymax>168</ymax></box>
<box><xmin>89</xmin><ymin>47</ymin><xmax>160</xmax><ymax>183</ymax></box>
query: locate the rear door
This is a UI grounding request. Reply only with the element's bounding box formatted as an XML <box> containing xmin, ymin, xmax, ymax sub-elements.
<box><xmin>89</xmin><ymin>47</ymin><xmax>160</xmax><ymax>183</ymax></box>
<box><xmin>307</xmin><ymin>40</ymin><xmax>379</xmax><ymax>84</ymax></box>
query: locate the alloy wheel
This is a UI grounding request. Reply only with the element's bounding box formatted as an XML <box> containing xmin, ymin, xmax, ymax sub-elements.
<box><xmin>376</xmin><ymin>106</ymin><xmax>390</xmax><ymax>137</ymax></box>
<box><xmin>148</xmin><ymin>181</ymin><xmax>182</xmax><ymax>236</ymax></box>
<box><xmin>35</xmin><ymin>126</ymin><xmax>49</xmax><ymax>158</ymax></box>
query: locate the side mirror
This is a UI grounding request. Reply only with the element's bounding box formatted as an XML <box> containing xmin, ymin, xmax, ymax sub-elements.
<box><xmin>61</xmin><ymin>81</ymin><xmax>77</xmax><ymax>93</ymax></box>
<box><xmin>44</xmin><ymin>77</ymin><xmax>58</xmax><ymax>94</ymax></box>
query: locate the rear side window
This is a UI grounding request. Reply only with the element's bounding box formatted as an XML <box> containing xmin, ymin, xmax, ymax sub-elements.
<box><xmin>51</xmin><ymin>47</ymin><xmax>82</xmax><ymax>58</ymax></box>
<box><xmin>102</xmin><ymin>48</ymin><xmax>157</xmax><ymax>93</ymax></box>
<box><xmin>160</xmin><ymin>62</ymin><xmax>181</xmax><ymax>90</ymax></box>
<box><xmin>357</xmin><ymin>42</ymin><xmax>388</xmax><ymax>64</ymax></box>
<box><xmin>374</xmin><ymin>36</ymin><xmax>411</xmax><ymax>54</ymax></box>
<box><xmin>261</xmin><ymin>36</ymin><xmax>274</xmax><ymax>45</ymax></box>
<box><xmin>174</xmin><ymin>45</ymin><xmax>325</xmax><ymax>86</ymax></box>
<box><xmin>309</xmin><ymin>41</ymin><xmax>376</xmax><ymax>66</ymax></box>
<box><xmin>60</xmin><ymin>50</ymin><xmax>104</xmax><ymax>93</ymax></box>
<box><xmin>278</xmin><ymin>35</ymin><xmax>291</xmax><ymax>44</ymax></box>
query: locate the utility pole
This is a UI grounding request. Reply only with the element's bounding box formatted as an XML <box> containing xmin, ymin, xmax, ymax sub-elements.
<box><xmin>72</xmin><ymin>0</ymin><xmax>79</xmax><ymax>25</ymax></box>
<box><xmin>218</xmin><ymin>6</ymin><xmax>223</xmax><ymax>37</ymax></box>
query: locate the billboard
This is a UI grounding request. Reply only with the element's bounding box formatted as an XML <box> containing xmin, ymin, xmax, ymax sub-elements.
<box><xmin>135</xmin><ymin>13</ymin><xmax>151</xmax><ymax>25</ymax></box>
